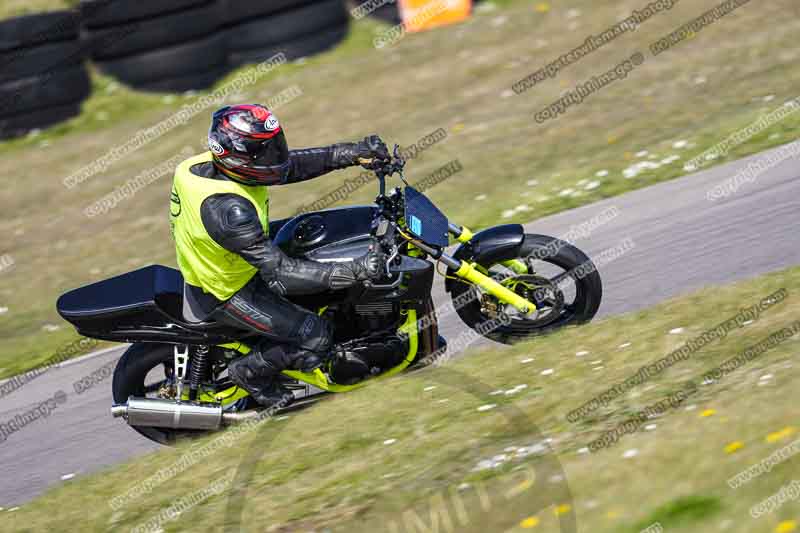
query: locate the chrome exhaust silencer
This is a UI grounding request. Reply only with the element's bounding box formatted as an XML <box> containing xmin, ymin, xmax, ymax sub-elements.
<box><xmin>111</xmin><ymin>397</ymin><xmax>223</xmax><ymax>430</ymax></box>
<box><xmin>112</xmin><ymin>391</ymin><xmax>317</xmax><ymax>430</ymax></box>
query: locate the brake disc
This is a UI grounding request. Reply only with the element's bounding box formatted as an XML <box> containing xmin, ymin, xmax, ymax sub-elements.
<box><xmin>497</xmin><ymin>274</ymin><xmax>565</xmax><ymax>326</ymax></box>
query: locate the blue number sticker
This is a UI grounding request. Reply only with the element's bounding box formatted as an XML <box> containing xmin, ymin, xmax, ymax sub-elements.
<box><xmin>410</xmin><ymin>215</ymin><xmax>423</xmax><ymax>236</ymax></box>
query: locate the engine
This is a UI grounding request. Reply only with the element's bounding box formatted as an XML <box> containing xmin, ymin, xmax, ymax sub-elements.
<box><xmin>327</xmin><ymin>301</ymin><xmax>409</xmax><ymax>384</ymax></box>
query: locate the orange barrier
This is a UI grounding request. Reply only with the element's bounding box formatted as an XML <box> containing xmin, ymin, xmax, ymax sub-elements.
<box><xmin>399</xmin><ymin>0</ymin><xmax>472</xmax><ymax>32</ymax></box>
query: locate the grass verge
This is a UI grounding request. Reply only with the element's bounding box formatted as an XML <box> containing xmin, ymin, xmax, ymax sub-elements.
<box><xmin>4</xmin><ymin>266</ymin><xmax>799</xmax><ymax>532</ymax></box>
<box><xmin>0</xmin><ymin>0</ymin><xmax>75</xmax><ymax>19</ymax></box>
<box><xmin>1</xmin><ymin>0</ymin><xmax>799</xmax><ymax>377</ymax></box>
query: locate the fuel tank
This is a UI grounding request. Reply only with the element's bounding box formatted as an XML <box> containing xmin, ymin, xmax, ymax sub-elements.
<box><xmin>273</xmin><ymin>205</ymin><xmax>378</xmax><ymax>261</ymax></box>
<box><xmin>275</xmin><ymin>205</ymin><xmax>434</xmax><ymax>302</ymax></box>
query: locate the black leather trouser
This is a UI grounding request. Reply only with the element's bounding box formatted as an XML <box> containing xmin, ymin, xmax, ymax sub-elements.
<box><xmin>212</xmin><ymin>276</ymin><xmax>333</xmax><ymax>371</ymax></box>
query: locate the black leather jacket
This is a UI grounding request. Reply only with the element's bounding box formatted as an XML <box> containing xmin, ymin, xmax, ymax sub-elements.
<box><xmin>189</xmin><ymin>143</ymin><xmax>372</xmax><ymax>308</ymax></box>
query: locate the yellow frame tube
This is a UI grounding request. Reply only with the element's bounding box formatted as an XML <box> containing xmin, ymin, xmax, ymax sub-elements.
<box><xmin>283</xmin><ymin>308</ymin><xmax>418</xmax><ymax>392</ymax></box>
<box><xmin>455</xmin><ymin>262</ymin><xmax>537</xmax><ymax>315</ymax></box>
<box><xmin>209</xmin><ymin>309</ymin><xmax>419</xmax><ymax>398</ymax></box>
<box><xmin>199</xmin><ymin>385</ymin><xmax>251</xmax><ymax>405</ymax></box>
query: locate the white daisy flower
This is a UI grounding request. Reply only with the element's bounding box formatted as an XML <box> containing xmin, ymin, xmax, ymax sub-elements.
<box><xmin>492</xmin><ymin>15</ymin><xmax>509</xmax><ymax>27</ymax></box>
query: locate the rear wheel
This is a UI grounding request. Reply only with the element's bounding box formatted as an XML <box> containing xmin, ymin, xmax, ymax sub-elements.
<box><xmin>450</xmin><ymin>234</ymin><xmax>602</xmax><ymax>344</ymax></box>
<box><xmin>112</xmin><ymin>343</ymin><xmax>214</xmax><ymax>445</ymax></box>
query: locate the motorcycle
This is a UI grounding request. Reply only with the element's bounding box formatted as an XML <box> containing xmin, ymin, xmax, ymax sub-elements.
<box><xmin>57</xmin><ymin>146</ymin><xmax>602</xmax><ymax>445</ymax></box>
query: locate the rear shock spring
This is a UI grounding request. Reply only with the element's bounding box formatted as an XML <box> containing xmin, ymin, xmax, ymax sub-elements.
<box><xmin>188</xmin><ymin>345</ymin><xmax>210</xmax><ymax>401</ymax></box>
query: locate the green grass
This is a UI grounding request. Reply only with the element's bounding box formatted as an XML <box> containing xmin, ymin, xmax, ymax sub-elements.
<box><xmin>635</xmin><ymin>495</ymin><xmax>724</xmax><ymax>531</ymax></box>
<box><xmin>0</xmin><ymin>0</ymin><xmax>76</xmax><ymax>18</ymax></box>
<box><xmin>4</xmin><ymin>266</ymin><xmax>799</xmax><ymax>532</ymax></box>
<box><xmin>1</xmin><ymin>0</ymin><xmax>799</xmax><ymax>378</ymax></box>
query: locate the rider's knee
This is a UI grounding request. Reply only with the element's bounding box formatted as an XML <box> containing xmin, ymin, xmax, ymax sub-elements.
<box><xmin>295</xmin><ymin>314</ymin><xmax>332</xmax><ymax>353</ymax></box>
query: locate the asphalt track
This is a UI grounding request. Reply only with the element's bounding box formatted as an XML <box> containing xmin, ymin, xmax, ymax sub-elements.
<box><xmin>2</xmin><ymin>144</ymin><xmax>799</xmax><ymax>507</ymax></box>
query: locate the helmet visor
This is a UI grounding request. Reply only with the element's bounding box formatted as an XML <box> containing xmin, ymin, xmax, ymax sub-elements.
<box><xmin>240</xmin><ymin>130</ymin><xmax>290</xmax><ymax>185</ymax></box>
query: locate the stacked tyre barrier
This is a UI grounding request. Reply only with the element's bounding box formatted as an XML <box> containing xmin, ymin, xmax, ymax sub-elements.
<box><xmin>224</xmin><ymin>0</ymin><xmax>349</xmax><ymax>68</ymax></box>
<box><xmin>81</xmin><ymin>0</ymin><xmax>228</xmax><ymax>93</ymax></box>
<box><xmin>0</xmin><ymin>0</ymin><xmax>351</xmax><ymax>139</ymax></box>
<box><xmin>0</xmin><ymin>10</ymin><xmax>90</xmax><ymax>139</ymax></box>
<box><xmin>82</xmin><ymin>0</ymin><xmax>350</xmax><ymax>90</ymax></box>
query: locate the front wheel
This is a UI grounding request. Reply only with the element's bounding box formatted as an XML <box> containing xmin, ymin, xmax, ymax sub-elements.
<box><xmin>450</xmin><ymin>234</ymin><xmax>602</xmax><ymax>344</ymax></box>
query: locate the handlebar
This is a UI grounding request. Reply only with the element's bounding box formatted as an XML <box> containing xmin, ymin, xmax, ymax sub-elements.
<box><xmin>357</xmin><ymin>144</ymin><xmax>406</xmax><ymax>185</ymax></box>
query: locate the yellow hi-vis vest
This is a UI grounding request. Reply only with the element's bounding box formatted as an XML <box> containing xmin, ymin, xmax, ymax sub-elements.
<box><xmin>170</xmin><ymin>152</ymin><xmax>269</xmax><ymax>301</ymax></box>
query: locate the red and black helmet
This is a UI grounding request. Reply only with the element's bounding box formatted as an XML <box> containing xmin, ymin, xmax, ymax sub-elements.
<box><xmin>208</xmin><ymin>104</ymin><xmax>290</xmax><ymax>186</ymax></box>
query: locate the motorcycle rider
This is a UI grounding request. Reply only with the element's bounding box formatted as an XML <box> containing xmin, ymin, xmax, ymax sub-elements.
<box><xmin>170</xmin><ymin>104</ymin><xmax>390</xmax><ymax>407</ymax></box>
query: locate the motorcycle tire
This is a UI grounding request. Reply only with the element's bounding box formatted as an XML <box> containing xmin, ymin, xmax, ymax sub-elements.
<box><xmin>112</xmin><ymin>342</ymin><xmax>208</xmax><ymax>446</ymax></box>
<box><xmin>450</xmin><ymin>233</ymin><xmax>602</xmax><ymax>344</ymax></box>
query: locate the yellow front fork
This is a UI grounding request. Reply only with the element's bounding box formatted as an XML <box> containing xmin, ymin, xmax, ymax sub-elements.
<box><xmin>450</xmin><ymin>224</ymin><xmax>534</xmax><ymax>313</ymax></box>
<box><xmin>454</xmin><ymin>262</ymin><xmax>537</xmax><ymax>315</ymax></box>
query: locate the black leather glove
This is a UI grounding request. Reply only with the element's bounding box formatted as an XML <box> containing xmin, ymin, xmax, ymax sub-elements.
<box><xmin>357</xmin><ymin>135</ymin><xmax>390</xmax><ymax>164</ymax></box>
<box><xmin>331</xmin><ymin>135</ymin><xmax>390</xmax><ymax>169</ymax></box>
<box><xmin>328</xmin><ymin>244</ymin><xmax>386</xmax><ymax>290</ymax></box>
<box><xmin>353</xmin><ymin>245</ymin><xmax>386</xmax><ymax>281</ymax></box>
